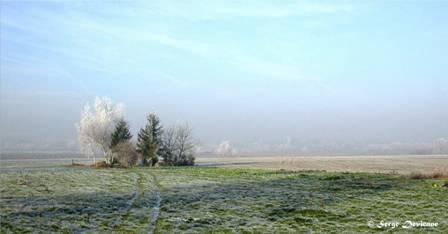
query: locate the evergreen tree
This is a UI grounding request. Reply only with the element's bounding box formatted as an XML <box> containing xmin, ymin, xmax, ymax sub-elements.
<box><xmin>110</xmin><ymin>119</ymin><xmax>133</xmax><ymax>148</ymax></box>
<box><xmin>137</xmin><ymin>113</ymin><xmax>163</xmax><ymax>166</ymax></box>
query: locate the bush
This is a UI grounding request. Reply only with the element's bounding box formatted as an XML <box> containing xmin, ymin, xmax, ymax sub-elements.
<box><xmin>112</xmin><ymin>142</ymin><xmax>138</xmax><ymax>168</ymax></box>
<box><xmin>177</xmin><ymin>154</ymin><xmax>195</xmax><ymax>166</ymax></box>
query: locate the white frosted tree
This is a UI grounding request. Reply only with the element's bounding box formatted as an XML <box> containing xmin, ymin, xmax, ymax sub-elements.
<box><xmin>433</xmin><ymin>138</ymin><xmax>448</xmax><ymax>154</ymax></box>
<box><xmin>76</xmin><ymin>97</ymin><xmax>124</xmax><ymax>165</ymax></box>
<box><xmin>215</xmin><ymin>140</ymin><xmax>237</xmax><ymax>156</ymax></box>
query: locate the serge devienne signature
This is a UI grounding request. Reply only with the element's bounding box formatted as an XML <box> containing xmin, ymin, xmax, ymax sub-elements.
<box><xmin>368</xmin><ymin>220</ymin><xmax>439</xmax><ymax>229</ymax></box>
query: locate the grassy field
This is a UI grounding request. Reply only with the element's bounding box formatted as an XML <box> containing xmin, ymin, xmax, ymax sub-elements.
<box><xmin>1</xmin><ymin>162</ymin><xmax>447</xmax><ymax>233</ymax></box>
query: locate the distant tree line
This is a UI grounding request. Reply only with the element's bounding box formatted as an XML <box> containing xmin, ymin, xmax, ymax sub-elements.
<box><xmin>77</xmin><ymin>97</ymin><xmax>195</xmax><ymax>167</ymax></box>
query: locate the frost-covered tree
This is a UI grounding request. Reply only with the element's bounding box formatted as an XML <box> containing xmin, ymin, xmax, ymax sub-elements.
<box><xmin>77</xmin><ymin>97</ymin><xmax>123</xmax><ymax>165</ymax></box>
<box><xmin>111</xmin><ymin>119</ymin><xmax>133</xmax><ymax>148</ymax></box>
<box><xmin>433</xmin><ymin>138</ymin><xmax>448</xmax><ymax>154</ymax></box>
<box><xmin>137</xmin><ymin>113</ymin><xmax>163</xmax><ymax>166</ymax></box>
<box><xmin>215</xmin><ymin>140</ymin><xmax>236</xmax><ymax>156</ymax></box>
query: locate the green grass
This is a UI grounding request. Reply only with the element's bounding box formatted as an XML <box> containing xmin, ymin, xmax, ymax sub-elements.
<box><xmin>1</xmin><ymin>166</ymin><xmax>447</xmax><ymax>233</ymax></box>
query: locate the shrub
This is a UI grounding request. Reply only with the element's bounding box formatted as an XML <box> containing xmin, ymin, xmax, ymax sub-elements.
<box><xmin>112</xmin><ymin>142</ymin><xmax>138</xmax><ymax>168</ymax></box>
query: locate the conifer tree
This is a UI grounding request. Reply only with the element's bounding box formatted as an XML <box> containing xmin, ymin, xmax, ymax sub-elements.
<box><xmin>137</xmin><ymin>113</ymin><xmax>163</xmax><ymax>166</ymax></box>
<box><xmin>110</xmin><ymin>119</ymin><xmax>133</xmax><ymax>148</ymax></box>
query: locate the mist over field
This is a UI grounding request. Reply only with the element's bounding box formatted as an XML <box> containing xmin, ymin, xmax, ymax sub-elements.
<box><xmin>1</xmin><ymin>2</ymin><xmax>448</xmax><ymax>233</ymax></box>
<box><xmin>1</xmin><ymin>1</ymin><xmax>447</xmax><ymax>155</ymax></box>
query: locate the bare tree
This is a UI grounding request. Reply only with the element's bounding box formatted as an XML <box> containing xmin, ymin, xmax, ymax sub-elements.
<box><xmin>76</xmin><ymin>97</ymin><xmax>123</xmax><ymax>165</ymax></box>
<box><xmin>174</xmin><ymin>124</ymin><xmax>196</xmax><ymax>166</ymax></box>
<box><xmin>159</xmin><ymin>126</ymin><xmax>177</xmax><ymax>165</ymax></box>
<box><xmin>159</xmin><ymin>124</ymin><xmax>196</xmax><ymax>166</ymax></box>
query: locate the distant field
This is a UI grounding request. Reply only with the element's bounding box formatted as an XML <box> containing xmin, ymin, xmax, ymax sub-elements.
<box><xmin>197</xmin><ymin>155</ymin><xmax>448</xmax><ymax>174</ymax></box>
<box><xmin>1</xmin><ymin>164</ymin><xmax>447</xmax><ymax>233</ymax></box>
<box><xmin>2</xmin><ymin>153</ymin><xmax>447</xmax><ymax>174</ymax></box>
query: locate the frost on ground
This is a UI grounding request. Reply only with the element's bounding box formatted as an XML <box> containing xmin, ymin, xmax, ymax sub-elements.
<box><xmin>0</xmin><ymin>167</ymin><xmax>160</xmax><ymax>233</ymax></box>
<box><xmin>1</xmin><ymin>166</ymin><xmax>447</xmax><ymax>233</ymax></box>
<box><xmin>154</xmin><ymin>168</ymin><xmax>448</xmax><ymax>233</ymax></box>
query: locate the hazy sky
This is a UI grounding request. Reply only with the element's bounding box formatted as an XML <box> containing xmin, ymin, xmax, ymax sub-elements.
<box><xmin>1</xmin><ymin>1</ymin><xmax>447</xmax><ymax>151</ymax></box>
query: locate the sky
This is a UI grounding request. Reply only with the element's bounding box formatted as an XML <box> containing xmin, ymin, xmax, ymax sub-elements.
<box><xmin>1</xmin><ymin>0</ymin><xmax>447</xmax><ymax>152</ymax></box>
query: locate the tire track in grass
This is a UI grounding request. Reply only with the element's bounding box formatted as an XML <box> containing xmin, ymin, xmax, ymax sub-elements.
<box><xmin>148</xmin><ymin>172</ymin><xmax>161</xmax><ymax>234</ymax></box>
<box><xmin>111</xmin><ymin>172</ymin><xmax>140</xmax><ymax>227</ymax></box>
<box><xmin>126</xmin><ymin>174</ymin><xmax>140</xmax><ymax>208</ymax></box>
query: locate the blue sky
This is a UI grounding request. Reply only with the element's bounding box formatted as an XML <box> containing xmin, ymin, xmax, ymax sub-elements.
<box><xmin>1</xmin><ymin>1</ymin><xmax>447</xmax><ymax>151</ymax></box>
